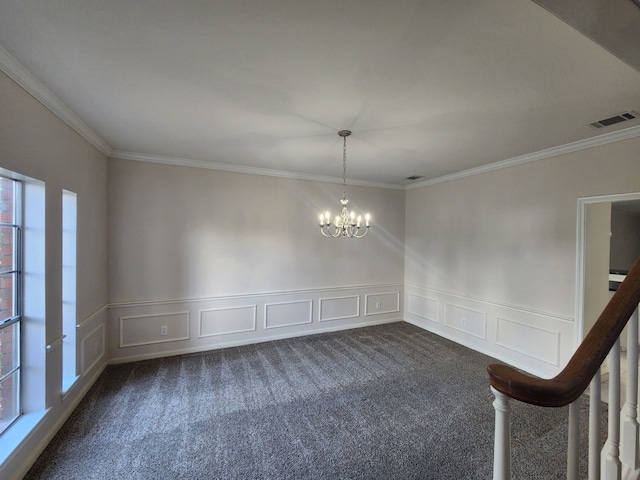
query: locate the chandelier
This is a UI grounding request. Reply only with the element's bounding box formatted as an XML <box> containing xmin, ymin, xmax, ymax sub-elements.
<box><xmin>318</xmin><ymin>130</ymin><xmax>371</xmax><ymax>238</ymax></box>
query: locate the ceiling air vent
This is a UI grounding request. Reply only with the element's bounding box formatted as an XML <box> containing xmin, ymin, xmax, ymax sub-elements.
<box><xmin>589</xmin><ymin>111</ymin><xmax>638</xmax><ymax>129</ymax></box>
<box><xmin>405</xmin><ymin>175</ymin><xmax>424</xmax><ymax>181</ymax></box>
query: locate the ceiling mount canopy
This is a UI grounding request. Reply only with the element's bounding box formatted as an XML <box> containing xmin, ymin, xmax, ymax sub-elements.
<box><xmin>318</xmin><ymin>130</ymin><xmax>371</xmax><ymax>238</ymax></box>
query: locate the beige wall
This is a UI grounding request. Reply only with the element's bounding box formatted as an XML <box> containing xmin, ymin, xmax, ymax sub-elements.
<box><xmin>108</xmin><ymin>158</ymin><xmax>405</xmax><ymax>303</ymax></box>
<box><xmin>0</xmin><ymin>71</ymin><xmax>109</xmax><ymax>321</ymax></box>
<box><xmin>0</xmin><ymin>71</ymin><xmax>108</xmax><ymax>479</ymax></box>
<box><xmin>404</xmin><ymin>135</ymin><xmax>640</xmax><ymax>377</ymax></box>
<box><xmin>406</xmin><ymin>136</ymin><xmax>640</xmax><ymax>319</ymax></box>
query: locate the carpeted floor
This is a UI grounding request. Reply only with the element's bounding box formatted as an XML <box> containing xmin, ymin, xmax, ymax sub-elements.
<box><xmin>25</xmin><ymin>322</ymin><xmax>603</xmax><ymax>479</ymax></box>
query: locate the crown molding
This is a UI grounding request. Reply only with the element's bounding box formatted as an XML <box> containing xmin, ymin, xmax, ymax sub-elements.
<box><xmin>116</xmin><ymin>123</ymin><xmax>640</xmax><ymax>192</ymax></box>
<box><xmin>406</xmin><ymin>124</ymin><xmax>640</xmax><ymax>190</ymax></box>
<box><xmin>110</xmin><ymin>150</ymin><xmax>406</xmax><ymax>190</ymax></box>
<box><xmin>0</xmin><ymin>45</ymin><xmax>112</xmax><ymax>157</ymax></box>
<box><xmin>2</xmin><ymin>43</ymin><xmax>639</xmax><ymax>190</ymax></box>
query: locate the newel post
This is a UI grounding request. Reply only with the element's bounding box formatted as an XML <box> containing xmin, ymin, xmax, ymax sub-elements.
<box><xmin>491</xmin><ymin>386</ymin><xmax>512</xmax><ymax>480</ymax></box>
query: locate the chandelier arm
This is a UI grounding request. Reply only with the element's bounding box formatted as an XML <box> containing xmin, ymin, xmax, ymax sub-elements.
<box><xmin>352</xmin><ymin>228</ymin><xmax>369</xmax><ymax>238</ymax></box>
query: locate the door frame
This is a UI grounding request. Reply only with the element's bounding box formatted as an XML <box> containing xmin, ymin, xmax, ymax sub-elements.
<box><xmin>575</xmin><ymin>191</ymin><xmax>640</xmax><ymax>346</ymax></box>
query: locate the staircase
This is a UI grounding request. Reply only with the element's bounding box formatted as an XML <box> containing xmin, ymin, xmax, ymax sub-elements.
<box><xmin>488</xmin><ymin>256</ymin><xmax>640</xmax><ymax>480</ymax></box>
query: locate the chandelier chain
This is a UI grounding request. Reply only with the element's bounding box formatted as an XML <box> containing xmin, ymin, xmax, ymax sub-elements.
<box><xmin>342</xmin><ymin>134</ymin><xmax>347</xmax><ymax>200</ymax></box>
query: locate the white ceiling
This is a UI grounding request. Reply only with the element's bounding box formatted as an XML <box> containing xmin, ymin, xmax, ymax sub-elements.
<box><xmin>0</xmin><ymin>0</ymin><xmax>639</xmax><ymax>187</ymax></box>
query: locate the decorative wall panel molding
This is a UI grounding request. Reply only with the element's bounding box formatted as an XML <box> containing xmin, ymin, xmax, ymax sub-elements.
<box><xmin>107</xmin><ymin>284</ymin><xmax>404</xmax><ymax>363</ymax></box>
<box><xmin>76</xmin><ymin>305</ymin><xmax>108</xmax><ymax>330</ymax></box>
<box><xmin>444</xmin><ymin>303</ymin><xmax>487</xmax><ymax>339</ymax></box>
<box><xmin>364</xmin><ymin>292</ymin><xmax>400</xmax><ymax>316</ymax></box>
<box><xmin>81</xmin><ymin>323</ymin><xmax>105</xmax><ymax>375</ymax></box>
<box><xmin>407</xmin><ymin>293</ymin><xmax>438</xmax><ymax>323</ymax></box>
<box><xmin>265</xmin><ymin>300</ymin><xmax>313</xmax><ymax>329</ymax></box>
<box><xmin>199</xmin><ymin>305</ymin><xmax>257</xmax><ymax>338</ymax></box>
<box><xmin>496</xmin><ymin>317</ymin><xmax>560</xmax><ymax>366</ymax></box>
<box><xmin>319</xmin><ymin>295</ymin><xmax>360</xmax><ymax>322</ymax></box>
<box><xmin>119</xmin><ymin>311</ymin><xmax>190</xmax><ymax>347</ymax></box>
<box><xmin>404</xmin><ymin>284</ymin><xmax>574</xmax><ymax>378</ymax></box>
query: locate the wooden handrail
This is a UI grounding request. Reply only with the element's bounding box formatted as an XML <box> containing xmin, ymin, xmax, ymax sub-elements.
<box><xmin>488</xmin><ymin>255</ymin><xmax>640</xmax><ymax>408</ymax></box>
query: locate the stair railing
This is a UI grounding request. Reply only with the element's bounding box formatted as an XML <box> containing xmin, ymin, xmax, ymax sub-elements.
<box><xmin>488</xmin><ymin>255</ymin><xmax>640</xmax><ymax>480</ymax></box>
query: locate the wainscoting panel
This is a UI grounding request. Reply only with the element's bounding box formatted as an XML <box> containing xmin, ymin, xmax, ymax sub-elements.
<box><xmin>199</xmin><ymin>305</ymin><xmax>257</xmax><ymax>338</ymax></box>
<box><xmin>407</xmin><ymin>293</ymin><xmax>438</xmax><ymax>323</ymax></box>
<box><xmin>319</xmin><ymin>295</ymin><xmax>360</xmax><ymax>322</ymax></box>
<box><xmin>119</xmin><ymin>311</ymin><xmax>190</xmax><ymax>348</ymax></box>
<box><xmin>81</xmin><ymin>323</ymin><xmax>105</xmax><ymax>376</ymax></box>
<box><xmin>364</xmin><ymin>292</ymin><xmax>400</xmax><ymax>316</ymax></box>
<box><xmin>404</xmin><ymin>285</ymin><xmax>575</xmax><ymax>378</ymax></box>
<box><xmin>265</xmin><ymin>300</ymin><xmax>313</xmax><ymax>329</ymax></box>
<box><xmin>107</xmin><ymin>284</ymin><xmax>404</xmax><ymax>363</ymax></box>
<box><xmin>496</xmin><ymin>317</ymin><xmax>559</xmax><ymax>366</ymax></box>
<box><xmin>444</xmin><ymin>303</ymin><xmax>487</xmax><ymax>339</ymax></box>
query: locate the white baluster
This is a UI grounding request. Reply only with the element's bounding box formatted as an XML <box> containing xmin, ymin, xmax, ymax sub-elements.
<box><xmin>590</xmin><ymin>370</ymin><xmax>602</xmax><ymax>480</ymax></box>
<box><xmin>568</xmin><ymin>400</ymin><xmax>580</xmax><ymax>480</ymax></box>
<box><xmin>601</xmin><ymin>339</ymin><xmax>622</xmax><ymax>480</ymax></box>
<box><xmin>621</xmin><ymin>306</ymin><xmax>640</xmax><ymax>472</ymax></box>
<box><xmin>491</xmin><ymin>386</ymin><xmax>512</xmax><ymax>480</ymax></box>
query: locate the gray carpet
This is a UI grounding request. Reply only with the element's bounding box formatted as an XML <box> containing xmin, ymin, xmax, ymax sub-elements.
<box><xmin>25</xmin><ymin>322</ymin><xmax>603</xmax><ymax>479</ymax></box>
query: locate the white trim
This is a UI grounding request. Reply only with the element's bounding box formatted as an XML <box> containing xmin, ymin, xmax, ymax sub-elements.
<box><xmin>407</xmin><ymin>293</ymin><xmax>439</xmax><ymax>323</ymax></box>
<box><xmin>574</xmin><ymin>192</ymin><xmax>640</xmax><ymax>346</ymax></box>
<box><xmin>264</xmin><ymin>299</ymin><xmax>313</xmax><ymax>330</ymax></box>
<box><xmin>364</xmin><ymin>292</ymin><xmax>400</xmax><ymax>316</ymax></box>
<box><xmin>0</xmin><ymin>45</ymin><xmax>112</xmax><ymax>157</ymax></box>
<box><xmin>443</xmin><ymin>302</ymin><xmax>487</xmax><ymax>340</ymax></box>
<box><xmin>76</xmin><ymin>305</ymin><xmax>108</xmax><ymax>330</ymax></box>
<box><xmin>0</xmin><ymin>409</ymin><xmax>50</xmax><ymax>475</ymax></box>
<box><xmin>108</xmin><ymin>283</ymin><xmax>404</xmax><ymax>309</ymax></box>
<box><xmin>60</xmin><ymin>375</ymin><xmax>81</xmax><ymax>400</ymax></box>
<box><xmin>318</xmin><ymin>295</ymin><xmax>360</xmax><ymax>322</ymax></box>
<box><xmin>81</xmin><ymin>324</ymin><xmax>106</xmax><ymax>375</ymax></box>
<box><xmin>108</xmin><ymin>318</ymin><xmax>403</xmax><ymax>365</ymax></box>
<box><xmin>197</xmin><ymin>305</ymin><xmax>257</xmax><ymax>338</ymax></box>
<box><xmin>119</xmin><ymin>311</ymin><xmax>190</xmax><ymax>347</ymax></box>
<box><xmin>405</xmin><ymin>282</ymin><xmax>574</xmax><ymax>322</ymax></box>
<box><xmin>405</xmin><ymin>284</ymin><xmax>574</xmax><ymax>377</ymax></box>
<box><xmin>404</xmin><ymin>316</ymin><xmax>552</xmax><ymax>380</ymax></box>
<box><xmin>406</xmin><ymin>125</ymin><xmax>640</xmax><ymax>190</ymax></box>
<box><xmin>110</xmin><ymin>150</ymin><xmax>404</xmax><ymax>190</ymax></box>
<box><xmin>114</xmin><ymin>124</ymin><xmax>640</xmax><ymax>190</ymax></box>
<box><xmin>496</xmin><ymin>316</ymin><xmax>561</xmax><ymax>366</ymax></box>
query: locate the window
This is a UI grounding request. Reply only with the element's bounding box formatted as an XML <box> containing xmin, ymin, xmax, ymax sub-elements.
<box><xmin>0</xmin><ymin>177</ymin><xmax>21</xmax><ymax>435</ymax></box>
<box><xmin>62</xmin><ymin>190</ymin><xmax>77</xmax><ymax>392</ymax></box>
